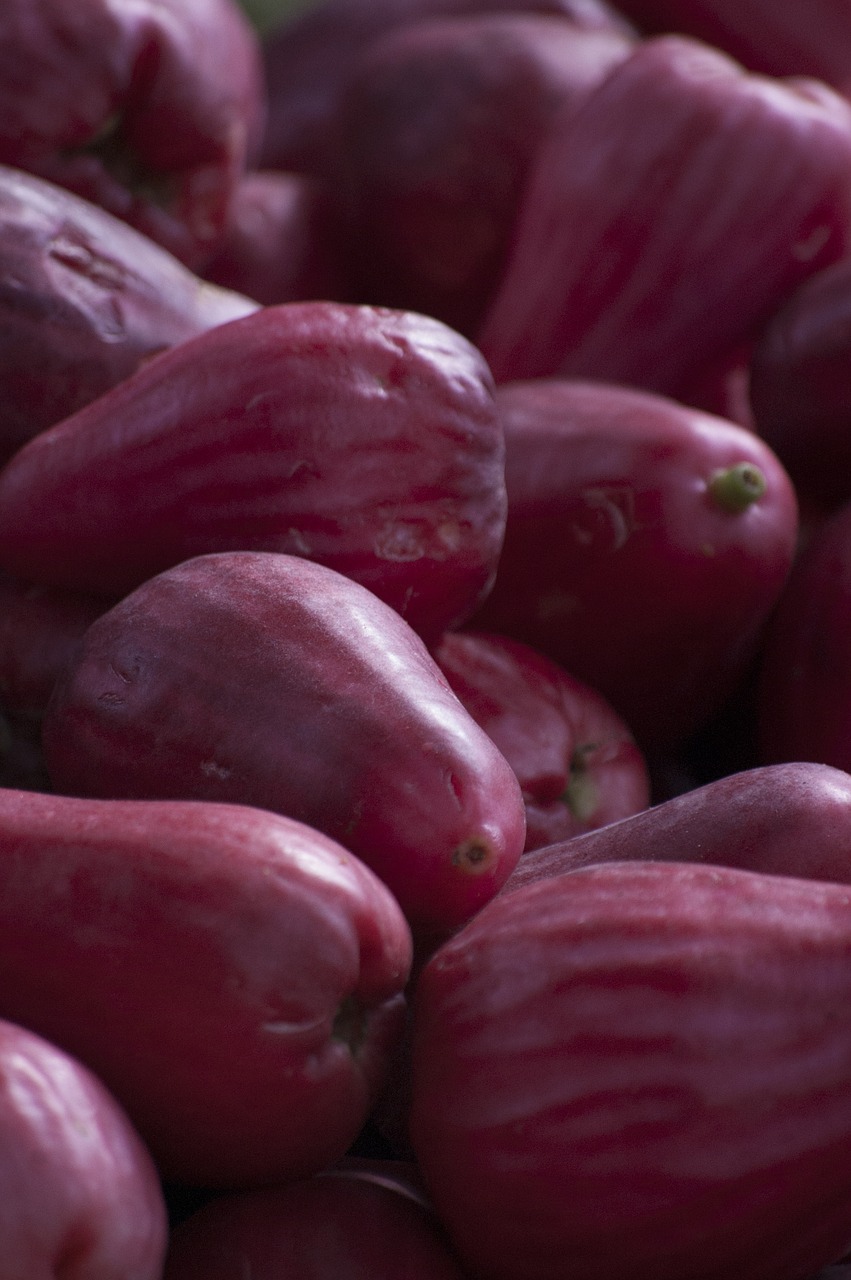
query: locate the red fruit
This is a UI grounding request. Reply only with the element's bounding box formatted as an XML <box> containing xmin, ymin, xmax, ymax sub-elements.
<box><xmin>202</xmin><ymin>170</ymin><xmax>350</xmax><ymax>307</ymax></box>
<box><xmin>476</xmin><ymin>35</ymin><xmax>851</xmax><ymax>396</ymax></box>
<box><xmin>0</xmin><ymin>301</ymin><xmax>506</xmax><ymax>643</ymax></box>
<box><xmin>757</xmin><ymin>499</ymin><xmax>851</xmax><ymax>770</ymax></box>
<box><xmin>0</xmin><ymin>1017</ymin><xmax>167</xmax><ymax>1280</ymax></box>
<box><xmin>0</xmin><ymin>0</ymin><xmax>265</xmax><ymax>266</ymax></box>
<box><xmin>42</xmin><ymin>552</ymin><xmax>526</xmax><ymax>933</ymax></box>
<box><xmin>0</xmin><ymin>572</ymin><xmax>108</xmax><ymax>726</ymax></box>
<box><xmin>505</xmin><ymin>760</ymin><xmax>851</xmax><ymax>891</ymax></box>
<box><xmin>0</xmin><ymin>165</ymin><xmax>257</xmax><ymax>463</ymax></box>
<box><xmin>0</xmin><ymin>787</ymin><xmax>412</xmax><ymax>1187</ymax></box>
<box><xmin>609</xmin><ymin>0</ymin><xmax>851</xmax><ymax>91</ymax></box>
<box><xmin>749</xmin><ymin>257</ymin><xmax>851</xmax><ymax>510</ymax></box>
<box><xmin>260</xmin><ymin>0</ymin><xmax>636</xmax><ymax>175</ymax></box>
<box><xmin>410</xmin><ymin>860</ymin><xmax>851</xmax><ymax>1280</ymax></box>
<box><xmin>432</xmin><ymin>630</ymin><xmax>650</xmax><ymax>849</ymax></box>
<box><xmin>470</xmin><ymin>378</ymin><xmax>798</xmax><ymax>750</ymax></box>
<box><xmin>164</xmin><ymin>1158</ymin><xmax>470</xmax><ymax>1279</ymax></box>
<box><xmin>325</xmin><ymin>13</ymin><xmax>633</xmax><ymax>335</ymax></box>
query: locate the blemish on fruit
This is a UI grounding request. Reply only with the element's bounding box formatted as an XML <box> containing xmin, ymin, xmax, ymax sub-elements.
<box><xmin>451</xmin><ymin>837</ymin><xmax>494</xmax><ymax>875</ymax></box>
<box><xmin>200</xmin><ymin>760</ymin><xmax>231</xmax><ymax>781</ymax></box>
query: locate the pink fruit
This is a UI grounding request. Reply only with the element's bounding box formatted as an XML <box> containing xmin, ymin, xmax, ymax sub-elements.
<box><xmin>476</xmin><ymin>35</ymin><xmax>851</xmax><ymax>397</ymax></box>
<box><xmin>470</xmin><ymin>378</ymin><xmax>798</xmax><ymax>750</ymax></box>
<box><xmin>42</xmin><ymin>551</ymin><xmax>526</xmax><ymax>933</ymax></box>
<box><xmin>0</xmin><ymin>787</ymin><xmax>412</xmax><ymax>1187</ymax></box>
<box><xmin>0</xmin><ymin>0</ymin><xmax>265</xmax><ymax>266</ymax></box>
<box><xmin>0</xmin><ymin>302</ymin><xmax>506</xmax><ymax>643</ymax></box>
<box><xmin>0</xmin><ymin>1017</ymin><xmax>167</xmax><ymax>1279</ymax></box>
<box><xmin>411</xmin><ymin>860</ymin><xmax>851</xmax><ymax>1280</ymax></box>
<box><xmin>433</xmin><ymin>630</ymin><xmax>650</xmax><ymax>849</ymax></box>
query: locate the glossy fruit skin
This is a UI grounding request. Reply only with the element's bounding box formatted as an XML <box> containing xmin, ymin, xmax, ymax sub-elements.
<box><xmin>325</xmin><ymin>13</ymin><xmax>633</xmax><ymax>336</ymax></box>
<box><xmin>757</xmin><ymin>499</ymin><xmax>851</xmax><ymax>771</ymax></box>
<box><xmin>0</xmin><ymin>786</ymin><xmax>412</xmax><ymax>1188</ymax></box>
<box><xmin>42</xmin><ymin>552</ymin><xmax>526</xmax><ymax>934</ymax></box>
<box><xmin>0</xmin><ymin>301</ymin><xmax>506</xmax><ymax>644</ymax></box>
<box><xmin>0</xmin><ymin>0</ymin><xmax>265</xmax><ymax>266</ymax></box>
<box><xmin>505</xmin><ymin>760</ymin><xmax>851</xmax><ymax>890</ymax></box>
<box><xmin>470</xmin><ymin>378</ymin><xmax>799</xmax><ymax>750</ymax></box>
<box><xmin>432</xmin><ymin>630</ymin><xmax>650</xmax><ymax>849</ymax></box>
<box><xmin>164</xmin><ymin>1158</ymin><xmax>469</xmax><ymax>1279</ymax></box>
<box><xmin>0</xmin><ymin>1017</ymin><xmax>167</xmax><ymax>1280</ymax></box>
<box><xmin>260</xmin><ymin>0</ymin><xmax>636</xmax><ymax>176</ymax></box>
<box><xmin>749</xmin><ymin>257</ymin><xmax>851</xmax><ymax>510</ymax></box>
<box><xmin>476</xmin><ymin>35</ymin><xmax>851</xmax><ymax>397</ymax></box>
<box><xmin>410</xmin><ymin>860</ymin><xmax>851</xmax><ymax>1280</ymax></box>
<box><xmin>0</xmin><ymin>165</ymin><xmax>257</xmax><ymax>463</ymax></box>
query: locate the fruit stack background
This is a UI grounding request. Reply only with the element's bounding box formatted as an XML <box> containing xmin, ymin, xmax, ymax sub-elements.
<box><xmin>4</xmin><ymin>0</ymin><xmax>851</xmax><ymax>1278</ymax></box>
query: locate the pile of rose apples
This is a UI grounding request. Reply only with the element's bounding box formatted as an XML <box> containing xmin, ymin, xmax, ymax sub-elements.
<box><xmin>5</xmin><ymin>0</ymin><xmax>851</xmax><ymax>1276</ymax></box>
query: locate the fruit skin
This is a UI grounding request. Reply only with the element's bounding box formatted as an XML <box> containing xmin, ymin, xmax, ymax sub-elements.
<box><xmin>608</xmin><ymin>0</ymin><xmax>851</xmax><ymax>92</ymax></box>
<box><xmin>260</xmin><ymin>0</ymin><xmax>636</xmax><ymax>176</ymax></box>
<box><xmin>410</xmin><ymin>860</ymin><xmax>851</xmax><ymax>1280</ymax></box>
<box><xmin>42</xmin><ymin>551</ymin><xmax>526</xmax><ymax>934</ymax></box>
<box><xmin>476</xmin><ymin>35</ymin><xmax>851</xmax><ymax>396</ymax></box>
<box><xmin>0</xmin><ymin>301</ymin><xmax>506</xmax><ymax>644</ymax></box>
<box><xmin>163</xmin><ymin>1158</ymin><xmax>470</xmax><ymax>1279</ymax></box>
<box><xmin>504</xmin><ymin>760</ymin><xmax>851</xmax><ymax>890</ymax></box>
<box><xmin>757</xmin><ymin>499</ymin><xmax>851</xmax><ymax>771</ymax></box>
<box><xmin>748</xmin><ymin>257</ymin><xmax>851</xmax><ymax>511</ymax></box>
<box><xmin>0</xmin><ymin>165</ymin><xmax>258</xmax><ymax>463</ymax></box>
<box><xmin>470</xmin><ymin>378</ymin><xmax>799</xmax><ymax>751</ymax></box>
<box><xmin>0</xmin><ymin>0</ymin><xmax>265</xmax><ymax>266</ymax></box>
<box><xmin>0</xmin><ymin>1017</ymin><xmax>167</xmax><ymax>1280</ymax></box>
<box><xmin>0</xmin><ymin>786</ymin><xmax>412</xmax><ymax>1188</ymax></box>
<box><xmin>202</xmin><ymin>170</ymin><xmax>350</xmax><ymax>306</ymax></box>
<box><xmin>325</xmin><ymin>13</ymin><xmax>633</xmax><ymax>336</ymax></box>
<box><xmin>432</xmin><ymin>630</ymin><xmax>650</xmax><ymax>849</ymax></box>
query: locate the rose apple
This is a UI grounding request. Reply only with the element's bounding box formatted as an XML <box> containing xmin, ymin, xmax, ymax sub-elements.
<box><xmin>477</xmin><ymin>35</ymin><xmax>851</xmax><ymax>397</ymax></box>
<box><xmin>260</xmin><ymin>0</ymin><xmax>636</xmax><ymax>174</ymax></box>
<box><xmin>411</xmin><ymin>860</ymin><xmax>851</xmax><ymax>1280</ymax></box>
<box><xmin>0</xmin><ymin>787</ymin><xmax>412</xmax><ymax>1187</ymax></box>
<box><xmin>505</xmin><ymin>760</ymin><xmax>851</xmax><ymax>890</ymax></box>
<box><xmin>0</xmin><ymin>0</ymin><xmax>265</xmax><ymax>266</ymax></box>
<box><xmin>470</xmin><ymin>378</ymin><xmax>798</xmax><ymax>750</ymax></box>
<box><xmin>0</xmin><ymin>164</ymin><xmax>257</xmax><ymax>462</ymax></box>
<box><xmin>0</xmin><ymin>301</ymin><xmax>506</xmax><ymax>644</ymax></box>
<box><xmin>433</xmin><ymin>630</ymin><xmax>650</xmax><ymax>849</ymax></box>
<box><xmin>164</xmin><ymin>1158</ymin><xmax>470</xmax><ymax>1278</ymax></box>
<box><xmin>42</xmin><ymin>552</ymin><xmax>526</xmax><ymax>933</ymax></box>
<box><xmin>325</xmin><ymin>13</ymin><xmax>633</xmax><ymax>335</ymax></box>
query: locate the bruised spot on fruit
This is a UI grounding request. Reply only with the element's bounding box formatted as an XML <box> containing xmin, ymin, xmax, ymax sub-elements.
<box><xmin>708</xmin><ymin>462</ymin><xmax>767</xmax><ymax>514</ymax></box>
<box><xmin>373</xmin><ymin>522</ymin><xmax>426</xmax><ymax>562</ymax></box>
<box><xmin>451</xmin><ymin>837</ymin><xmax>495</xmax><ymax>876</ymax></box>
<box><xmin>332</xmin><ymin>994</ymin><xmax>369</xmax><ymax>1054</ymax></box>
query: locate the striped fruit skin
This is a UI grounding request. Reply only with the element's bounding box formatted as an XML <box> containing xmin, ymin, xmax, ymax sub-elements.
<box><xmin>0</xmin><ymin>301</ymin><xmax>506</xmax><ymax>645</ymax></box>
<box><xmin>476</xmin><ymin>34</ymin><xmax>851</xmax><ymax>397</ymax></box>
<box><xmin>410</xmin><ymin>860</ymin><xmax>851</xmax><ymax>1280</ymax></box>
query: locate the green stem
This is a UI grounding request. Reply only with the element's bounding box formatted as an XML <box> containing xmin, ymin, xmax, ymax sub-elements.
<box><xmin>708</xmin><ymin>462</ymin><xmax>767</xmax><ymax>514</ymax></box>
